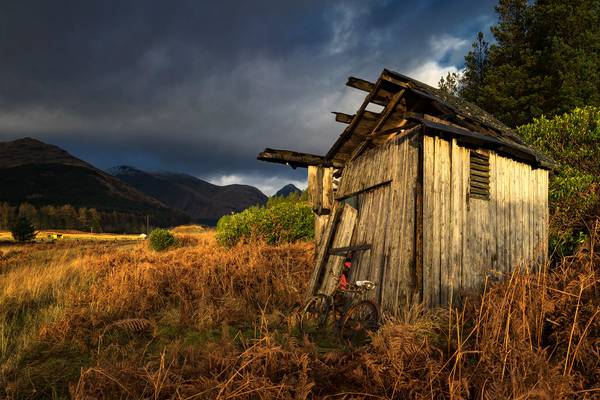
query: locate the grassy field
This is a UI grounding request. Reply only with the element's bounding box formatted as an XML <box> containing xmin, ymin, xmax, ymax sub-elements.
<box><xmin>0</xmin><ymin>227</ymin><xmax>598</xmax><ymax>399</ymax></box>
<box><xmin>0</xmin><ymin>230</ymin><xmax>144</xmax><ymax>244</ymax></box>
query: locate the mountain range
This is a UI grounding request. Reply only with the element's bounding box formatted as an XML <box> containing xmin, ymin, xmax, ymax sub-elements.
<box><xmin>0</xmin><ymin>137</ymin><xmax>283</xmax><ymax>226</ymax></box>
<box><xmin>108</xmin><ymin>166</ymin><xmax>267</xmax><ymax>225</ymax></box>
<box><xmin>0</xmin><ymin>138</ymin><xmax>171</xmax><ymax>214</ymax></box>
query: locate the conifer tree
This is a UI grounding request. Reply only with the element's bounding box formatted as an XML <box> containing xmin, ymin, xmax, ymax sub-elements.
<box><xmin>438</xmin><ymin>71</ymin><xmax>461</xmax><ymax>96</ymax></box>
<box><xmin>453</xmin><ymin>0</ymin><xmax>600</xmax><ymax>126</ymax></box>
<box><xmin>460</xmin><ymin>32</ymin><xmax>489</xmax><ymax>105</ymax></box>
<box><xmin>10</xmin><ymin>216</ymin><xmax>37</xmax><ymax>242</ymax></box>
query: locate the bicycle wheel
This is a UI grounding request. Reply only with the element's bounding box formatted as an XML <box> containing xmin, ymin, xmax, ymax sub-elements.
<box><xmin>338</xmin><ymin>300</ymin><xmax>379</xmax><ymax>346</ymax></box>
<box><xmin>299</xmin><ymin>294</ymin><xmax>332</xmax><ymax>336</ymax></box>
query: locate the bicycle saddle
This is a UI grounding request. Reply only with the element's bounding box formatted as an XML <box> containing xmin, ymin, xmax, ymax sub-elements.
<box><xmin>355</xmin><ymin>280</ymin><xmax>376</xmax><ymax>290</ymax></box>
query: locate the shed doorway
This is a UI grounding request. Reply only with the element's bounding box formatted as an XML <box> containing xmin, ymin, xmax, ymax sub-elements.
<box><xmin>309</xmin><ymin>181</ymin><xmax>411</xmax><ymax>311</ymax></box>
<box><xmin>347</xmin><ymin>183</ymin><xmax>392</xmax><ymax>305</ymax></box>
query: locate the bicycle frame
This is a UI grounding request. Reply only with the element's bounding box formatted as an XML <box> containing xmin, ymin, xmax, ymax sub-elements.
<box><xmin>317</xmin><ymin>288</ymin><xmax>366</xmax><ymax>331</ymax></box>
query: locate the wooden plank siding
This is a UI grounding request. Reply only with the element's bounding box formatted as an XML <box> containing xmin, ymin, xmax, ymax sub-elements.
<box><xmin>335</xmin><ymin>131</ymin><xmax>418</xmax><ymax>198</ymax></box>
<box><xmin>310</xmin><ymin>132</ymin><xmax>548</xmax><ymax>312</ymax></box>
<box><xmin>322</xmin><ymin>167</ymin><xmax>334</xmax><ymax>211</ymax></box>
<box><xmin>307</xmin><ymin>166</ymin><xmax>322</xmax><ymax>212</ymax></box>
<box><xmin>312</xmin><ymin>135</ymin><xmax>419</xmax><ymax>313</ymax></box>
<box><xmin>314</xmin><ymin>215</ymin><xmax>330</xmax><ymax>249</ymax></box>
<box><xmin>422</xmin><ymin>135</ymin><xmax>549</xmax><ymax>306</ymax></box>
<box><xmin>307</xmin><ymin>166</ymin><xmax>334</xmax><ymax>215</ymax></box>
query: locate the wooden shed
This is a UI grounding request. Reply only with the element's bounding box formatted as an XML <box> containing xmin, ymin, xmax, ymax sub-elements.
<box><xmin>258</xmin><ymin>69</ymin><xmax>554</xmax><ymax>312</ymax></box>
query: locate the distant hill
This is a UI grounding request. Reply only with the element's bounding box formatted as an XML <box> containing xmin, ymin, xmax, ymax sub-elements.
<box><xmin>109</xmin><ymin>166</ymin><xmax>268</xmax><ymax>224</ymax></box>
<box><xmin>0</xmin><ymin>137</ymin><xmax>268</xmax><ymax>228</ymax></box>
<box><xmin>275</xmin><ymin>184</ymin><xmax>302</xmax><ymax>197</ymax></box>
<box><xmin>0</xmin><ymin>137</ymin><xmax>93</xmax><ymax>169</ymax></box>
<box><xmin>0</xmin><ymin>138</ymin><xmax>187</xmax><ymax>226</ymax></box>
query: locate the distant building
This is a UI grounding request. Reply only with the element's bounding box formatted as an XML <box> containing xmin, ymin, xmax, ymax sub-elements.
<box><xmin>259</xmin><ymin>69</ymin><xmax>554</xmax><ymax>312</ymax></box>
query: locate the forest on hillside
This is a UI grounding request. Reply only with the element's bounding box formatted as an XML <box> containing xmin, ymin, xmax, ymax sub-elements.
<box><xmin>0</xmin><ymin>202</ymin><xmax>154</xmax><ymax>234</ymax></box>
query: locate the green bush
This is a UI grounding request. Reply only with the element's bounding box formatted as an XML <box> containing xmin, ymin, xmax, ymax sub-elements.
<box><xmin>10</xmin><ymin>216</ymin><xmax>37</xmax><ymax>242</ymax></box>
<box><xmin>518</xmin><ymin>106</ymin><xmax>600</xmax><ymax>253</ymax></box>
<box><xmin>266</xmin><ymin>191</ymin><xmax>308</xmax><ymax>207</ymax></box>
<box><xmin>216</xmin><ymin>197</ymin><xmax>314</xmax><ymax>247</ymax></box>
<box><xmin>148</xmin><ymin>228</ymin><xmax>178</xmax><ymax>251</ymax></box>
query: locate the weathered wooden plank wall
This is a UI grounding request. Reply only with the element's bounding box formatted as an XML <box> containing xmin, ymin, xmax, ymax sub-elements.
<box><xmin>307</xmin><ymin>166</ymin><xmax>322</xmax><ymax>210</ymax></box>
<box><xmin>381</xmin><ymin>135</ymin><xmax>419</xmax><ymax>312</ymax></box>
<box><xmin>350</xmin><ymin>184</ymin><xmax>391</xmax><ymax>305</ymax></box>
<box><xmin>308</xmin><ymin>166</ymin><xmax>334</xmax><ymax>246</ymax></box>
<box><xmin>307</xmin><ymin>166</ymin><xmax>334</xmax><ymax>214</ymax></box>
<box><xmin>422</xmin><ymin>135</ymin><xmax>549</xmax><ymax>307</ymax></box>
<box><xmin>322</xmin><ymin>167</ymin><xmax>334</xmax><ymax>211</ymax></box>
<box><xmin>309</xmin><ymin>132</ymin><xmax>548</xmax><ymax>312</ymax></box>
<box><xmin>336</xmin><ymin>138</ymin><xmax>397</xmax><ymax>197</ymax></box>
<box><xmin>312</xmin><ymin>134</ymin><xmax>419</xmax><ymax>313</ymax></box>
<box><xmin>314</xmin><ymin>215</ymin><xmax>329</xmax><ymax>249</ymax></box>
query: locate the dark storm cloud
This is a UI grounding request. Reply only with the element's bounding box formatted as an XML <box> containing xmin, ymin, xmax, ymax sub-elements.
<box><xmin>0</xmin><ymin>0</ymin><xmax>496</xmax><ymax>194</ymax></box>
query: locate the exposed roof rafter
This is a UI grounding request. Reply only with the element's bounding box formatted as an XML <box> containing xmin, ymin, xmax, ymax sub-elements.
<box><xmin>346</xmin><ymin>77</ymin><xmax>374</xmax><ymax>93</ymax></box>
<box><xmin>257</xmin><ymin>148</ymin><xmax>343</xmax><ymax>169</ymax></box>
<box><xmin>258</xmin><ymin>68</ymin><xmax>555</xmax><ymax>171</ymax></box>
<box><xmin>349</xmin><ymin>89</ymin><xmax>406</xmax><ymax>161</ymax></box>
<box><xmin>332</xmin><ymin>112</ymin><xmax>354</xmax><ymax>124</ymax></box>
<box><xmin>332</xmin><ymin>110</ymin><xmax>380</xmax><ymax>124</ymax></box>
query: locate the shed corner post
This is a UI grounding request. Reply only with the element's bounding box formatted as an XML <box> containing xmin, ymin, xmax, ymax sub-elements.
<box><xmin>414</xmin><ymin>133</ymin><xmax>425</xmax><ymax>305</ymax></box>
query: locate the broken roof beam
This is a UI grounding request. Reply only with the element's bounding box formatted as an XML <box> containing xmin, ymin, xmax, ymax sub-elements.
<box><xmin>346</xmin><ymin>77</ymin><xmax>374</xmax><ymax>93</ymax></box>
<box><xmin>346</xmin><ymin>76</ymin><xmax>394</xmax><ymax>106</ymax></box>
<box><xmin>333</xmin><ymin>110</ymin><xmax>381</xmax><ymax>124</ymax></box>
<box><xmin>333</xmin><ymin>112</ymin><xmax>354</xmax><ymax>124</ymax></box>
<box><xmin>326</xmin><ymin>75</ymin><xmax>400</xmax><ymax>161</ymax></box>
<box><xmin>257</xmin><ymin>148</ymin><xmax>344</xmax><ymax>169</ymax></box>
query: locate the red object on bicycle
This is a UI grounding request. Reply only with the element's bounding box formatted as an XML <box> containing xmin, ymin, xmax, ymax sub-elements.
<box><xmin>340</xmin><ymin>273</ymin><xmax>348</xmax><ymax>289</ymax></box>
<box><xmin>339</xmin><ymin>256</ymin><xmax>352</xmax><ymax>290</ymax></box>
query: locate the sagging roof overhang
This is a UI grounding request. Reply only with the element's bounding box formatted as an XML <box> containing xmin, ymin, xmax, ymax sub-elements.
<box><xmin>257</xmin><ymin>69</ymin><xmax>555</xmax><ymax>170</ymax></box>
<box><xmin>418</xmin><ymin>119</ymin><xmax>555</xmax><ymax>169</ymax></box>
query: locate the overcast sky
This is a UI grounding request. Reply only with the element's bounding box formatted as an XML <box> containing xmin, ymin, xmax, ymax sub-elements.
<box><xmin>0</xmin><ymin>0</ymin><xmax>496</xmax><ymax>195</ymax></box>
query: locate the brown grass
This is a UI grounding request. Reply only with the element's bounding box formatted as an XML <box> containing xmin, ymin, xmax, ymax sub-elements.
<box><xmin>0</xmin><ymin>225</ymin><xmax>598</xmax><ymax>399</ymax></box>
<box><xmin>170</xmin><ymin>224</ymin><xmax>205</xmax><ymax>235</ymax></box>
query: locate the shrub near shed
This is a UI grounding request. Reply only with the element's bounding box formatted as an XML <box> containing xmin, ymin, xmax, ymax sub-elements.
<box><xmin>518</xmin><ymin>106</ymin><xmax>600</xmax><ymax>254</ymax></box>
<box><xmin>216</xmin><ymin>198</ymin><xmax>314</xmax><ymax>247</ymax></box>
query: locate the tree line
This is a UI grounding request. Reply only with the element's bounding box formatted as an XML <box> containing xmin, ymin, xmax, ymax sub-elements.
<box><xmin>439</xmin><ymin>0</ymin><xmax>599</xmax><ymax>127</ymax></box>
<box><xmin>0</xmin><ymin>202</ymin><xmax>152</xmax><ymax>233</ymax></box>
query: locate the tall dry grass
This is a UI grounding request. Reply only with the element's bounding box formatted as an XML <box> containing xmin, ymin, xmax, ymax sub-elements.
<box><xmin>1</xmin><ymin>233</ymin><xmax>313</xmax><ymax>398</ymax></box>
<box><xmin>1</xmin><ymin>226</ymin><xmax>598</xmax><ymax>399</ymax></box>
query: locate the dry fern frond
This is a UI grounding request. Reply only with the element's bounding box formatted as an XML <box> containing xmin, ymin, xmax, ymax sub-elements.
<box><xmin>105</xmin><ymin>318</ymin><xmax>154</xmax><ymax>334</ymax></box>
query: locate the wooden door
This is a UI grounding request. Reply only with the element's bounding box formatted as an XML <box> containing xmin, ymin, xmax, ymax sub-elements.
<box><xmin>348</xmin><ymin>183</ymin><xmax>392</xmax><ymax>305</ymax></box>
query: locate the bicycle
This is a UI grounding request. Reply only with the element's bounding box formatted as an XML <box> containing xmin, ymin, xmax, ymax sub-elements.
<box><xmin>299</xmin><ymin>280</ymin><xmax>379</xmax><ymax>346</ymax></box>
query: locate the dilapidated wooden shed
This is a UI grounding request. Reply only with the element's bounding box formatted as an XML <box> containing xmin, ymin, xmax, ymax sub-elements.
<box><xmin>258</xmin><ymin>69</ymin><xmax>554</xmax><ymax>312</ymax></box>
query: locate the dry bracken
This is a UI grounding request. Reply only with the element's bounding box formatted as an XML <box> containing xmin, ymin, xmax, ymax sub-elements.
<box><xmin>0</xmin><ymin>225</ymin><xmax>598</xmax><ymax>399</ymax></box>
